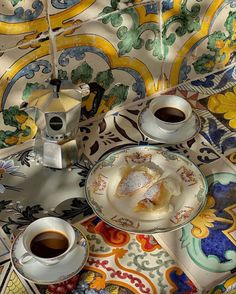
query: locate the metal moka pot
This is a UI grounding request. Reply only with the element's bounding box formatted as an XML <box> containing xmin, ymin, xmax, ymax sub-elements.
<box><xmin>26</xmin><ymin>79</ymin><xmax>90</xmax><ymax>169</ymax></box>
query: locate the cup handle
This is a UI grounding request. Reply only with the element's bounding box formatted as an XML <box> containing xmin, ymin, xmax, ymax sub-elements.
<box><xmin>19</xmin><ymin>252</ymin><xmax>36</xmax><ymax>265</ymax></box>
<box><xmin>67</xmin><ymin>230</ymin><xmax>82</xmax><ymax>254</ymax></box>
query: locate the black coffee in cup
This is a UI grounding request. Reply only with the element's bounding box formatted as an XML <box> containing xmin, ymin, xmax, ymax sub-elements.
<box><xmin>154</xmin><ymin>107</ymin><xmax>186</xmax><ymax>123</ymax></box>
<box><xmin>30</xmin><ymin>231</ymin><xmax>69</xmax><ymax>258</ymax></box>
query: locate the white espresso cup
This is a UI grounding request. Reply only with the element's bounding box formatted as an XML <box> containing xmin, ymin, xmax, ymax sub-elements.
<box><xmin>19</xmin><ymin>217</ymin><xmax>76</xmax><ymax>266</ymax></box>
<box><xmin>149</xmin><ymin>95</ymin><xmax>192</xmax><ymax>133</ymax></box>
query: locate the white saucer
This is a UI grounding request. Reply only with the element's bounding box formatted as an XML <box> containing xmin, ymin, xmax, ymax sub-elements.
<box><xmin>10</xmin><ymin>226</ymin><xmax>89</xmax><ymax>285</ymax></box>
<box><xmin>138</xmin><ymin>108</ymin><xmax>201</xmax><ymax>144</ymax></box>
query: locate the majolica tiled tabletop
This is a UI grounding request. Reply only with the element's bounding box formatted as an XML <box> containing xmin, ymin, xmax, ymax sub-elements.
<box><xmin>0</xmin><ymin>68</ymin><xmax>236</xmax><ymax>294</ymax></box>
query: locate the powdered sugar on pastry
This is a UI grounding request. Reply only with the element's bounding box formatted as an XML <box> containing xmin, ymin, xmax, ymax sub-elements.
<box><xmin>134</xmin><ymin>177</ymin><xmax>181</xmax><ymax>214</ymax></box>
<box><xmin>116</xmin><ymin>164</ymin><xmax>162</xmax><ymax>198</ymax></box>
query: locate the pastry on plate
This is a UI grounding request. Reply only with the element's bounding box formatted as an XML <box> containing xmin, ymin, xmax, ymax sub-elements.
<box><xmin>116</xmin><ymin>164</ymin><xmax>162</xmax><ymax>198</ymax></box>
<box><xmin>134</xmin><ymin>177</ymin><xmax>181</xmax><ymax>212</ymax></box>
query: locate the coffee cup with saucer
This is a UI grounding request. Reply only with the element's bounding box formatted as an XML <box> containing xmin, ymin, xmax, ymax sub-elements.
<box><xmin>138</xmin><ymin>95</ymin><xmax>201</xmax><ymax>144</ymax></box>
<box><xmin>10</xmin><ymin>217</ymin><xmax>89</xmax><ymax>284</ymax></box>
<box><xmin>18</xmin><ymin>217</ymin><xmax>76</xmax><ymax>266</ymax></box>
<box><xmin>148</xmin><ymin>95</ymin><xmax>192</xmax><ymax>133</ymax></box>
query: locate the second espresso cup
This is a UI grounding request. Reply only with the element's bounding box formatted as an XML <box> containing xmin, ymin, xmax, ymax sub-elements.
<box><xmin>19</xmin><ymin>217</ymin><xmax>76</xmax><ymax>266</ymax></box>
<box><xmin>149</xmin><ymin>95</ymin><xmax>192</xmax><ymax>133</ymax></box>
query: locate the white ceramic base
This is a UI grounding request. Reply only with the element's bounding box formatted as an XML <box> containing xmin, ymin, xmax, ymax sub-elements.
<box><xmin>138</xmin><ymin>108</ymin><xmax>201</xmax><ymax>144</ymax></box>
<box><xmin>10</xmin><ymin>226</ymin><xmax>89</xmax><ymax>285</ymax></box>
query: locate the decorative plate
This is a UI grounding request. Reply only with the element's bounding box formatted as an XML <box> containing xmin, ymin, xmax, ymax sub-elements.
<box><xmin>10</xmin><ymin>226</ymin><xmax>89</xmax><ymax>285</ymax></box>
<box><xmin>85</xmin><ymin>146</ymin><xmax>208</xmax><ymax>234</ymax></box>
<box><xmin>138</xmin><ymin>108</ymin><xmax>201</xmax><ymax>144</ymax></box>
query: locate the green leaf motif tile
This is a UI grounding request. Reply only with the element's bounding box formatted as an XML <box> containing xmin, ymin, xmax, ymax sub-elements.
<box><xmin>193</xmin><ymin>11</ymin><xmax>236</xmax><ymax>75</ymax></box>
<box><xmin>0</xmin><ymin>106</ymin><xmax>37</xmax><ymax>148</ymax></box>
<box><xmin>71</xmin><ymin>61</ymin><xmax>93</xmax><ymax>84</ymax></box>
<box><xmin>162</xmin><ymin>0</ymin><xmax>201</xmax><ymax>58</ymax></box>
<box><xmin>104</xmin><ymin>84</ymin><xmax>129</xmax><ymax>107</ymax></box>
<box><xmin>96</xmin><ymin>70</ymin><xmax>114</xmax><ymax>90</ymax></box>
<box><xmin>22</xmin><ymin>82</ymin><xmax>46</xmax><ymax>101</ymax></box>
<box><xmin>10</xmin><ymin>0</ymin><xmax>23</xmax><ymax>7</ymax></box>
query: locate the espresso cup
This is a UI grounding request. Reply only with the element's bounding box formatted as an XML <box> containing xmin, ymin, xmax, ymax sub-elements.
<box><xmin>149</xmin><ymin>95</ymin><xmax>192</xmax><ymax>133</ymax></box>
<box><xmin>19</xmin><ymin>217</ymin><xmax>76</xmax><ymax>266</ymax></box>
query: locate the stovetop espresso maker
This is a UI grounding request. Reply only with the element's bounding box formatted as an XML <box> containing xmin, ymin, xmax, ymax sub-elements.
<box><xmin>26</xmin><ymin>79</ymin><xmax>90</xmax><ymax>169</ymax></box>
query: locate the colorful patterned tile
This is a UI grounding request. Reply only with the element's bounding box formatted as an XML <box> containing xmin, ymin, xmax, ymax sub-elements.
<box><xmin>178</xmin><ymin>64</ymin><xmax>236</xmax><ymax>95</ymax></box>
<box><xmin>162</xmin><ymin>0</ymin><xmax>236</xmax><ymax>87</ymax></box>
<box><xmin>0</xmin><ymin>40</ymin><xmax>52</xmax><ymax>149</ymax></box>
<box><xmin>0</xmin><ymin>0</ymin><xmax>48</xmax><ymax>51</ymax></box>
<box><xmin>198</xmin><ymin>85</ymin><xmax>236</xmax><ymax>132</ymax></box>
<box><xmin>80</xmin><ymin>100</ymin><xmax>221</xmax><ymax>166</ymax></box>
<box><xmin>154</xmin><ymin>159</ymin><xmax>236</xmax><ymax>292</ymax></box>
<box><xmin>0</xmin><ymin>40</ymin><xmax>52</xmax><ymax>111</ymax></box>
<box><xmin>164</xmin><ymin>87</ymin><xmax>208</xmax><ymax>109</ymax></box>
<box><xmin>36</xmin><ymin>216</ymin><xmax>197</xmax><ymax>293</ymax></box>
<box><xmin>2</xmin><ymin>268</ymin><xmax>40</xmax><ymax>294</ymax></box>
<box><xmin>54</xmin><ymin>2</ymin><xmax>162</xmax><ymax>118</ymax></box>
<box><xmin>226</xmin><ymin>149</ymin><xmax>236</xmax><ymax>169</ymax></box>
<box><xmin>48</xmin><ymin>0</ymin><xmax>147</xmax><ymax>31</ymax></box>
<box><xmin>198</xmin><ymin>109</ymin><xmax>232</xmax><ymax>146</ymax></box>
<box><xmin>0</xmin><ymin>151</ymin><xmax>93</xmax><ymax>236</ymax></box>
<box><xmin>0</xmin><ymin>261</ymin><xmax>12</xmax><ymax>290</ymax></box>
<box><xmin>208</xmin><ymin>274</ymin><xmax>236</xmax><ymax>293</ymax></box>
<box><xmin>183</xmin><ymin>107</ymin><xmax>236</xmax><ymax>171</ymax></box>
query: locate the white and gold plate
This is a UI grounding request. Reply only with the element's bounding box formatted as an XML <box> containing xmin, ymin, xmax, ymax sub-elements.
<box><xmin>138</xmin><ymin>108</ymin><xmax>201</xmax><ymax>144</ymax></box>
<box><xmin>85</xmin><ymin>146</ymin><xmax>208</xmax><ymax>234</ymax></box>
<box><xmin>10</xmin><ymin>226</ymin><xmax>89</xmax><ymax>285</ymax></box>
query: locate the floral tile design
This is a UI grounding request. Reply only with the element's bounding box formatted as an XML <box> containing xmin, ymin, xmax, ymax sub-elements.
<box><xmin>0</xmin><ymin>0</ymin><xmax>48</xmax><ymax>51</ymax></box>
<box><xmin>2</xmin><ymin>269</ymin><xmax>40</xmax><ymax>294</ymax></box>
<box><xmin>0</xmin><ymin>106</ymin><xmax>37</xmax><ymax>149</ymax></box>
<box><xmin>208</xmin><ymin>274</ymin><xmax>236</xmax><ymax>293</ymax></box>
<box><xmin>162</xmin><ymin>0</ymin><xmax>236</xmax><ymax>87</ymax></box>
<box><xmin>48</xmin><ymin>0</ymin><xmax>144</xmax><ymax>31</ymax></box>
<box><xmin>0</xmin><ymin>40</ymin><xmax>52</xmax><ymax>111</ymax></box>
<box><xmin>0</xmin><ymin>151</ymin><xmax>94</xmax><ymax>237</ymax></box>
<box><xmin>0</xmin><ymin>87</ymin><xmax>234</xmax><ymax>292</ymax></box>
<box><xmin>54</xmin><ymin>2</ymin><xmax>162</xmax><ymax>118</ymax></box>
<box><xmin>80</xmin><ymin>101</ymin><xmax>221</xmax><ymax>167</ymax></box>
<box><xmin>199</xmin><ymin>85</ymin><xmax>236</xmax><ymax>132</ymax></box>
<box><xmin>178</xmin><ymin>63</ymin><xmax>236</xmax><ymax>95</ymax></box>
<box><xmin>0</xmin><ymin>0</ymin><xmax>236</xmax><ymax>143</ymax></box>
<box><xmin>226</xmin><ymin>149</ymin><xmax>236</xmax><ymax>168</ymax></box>
<box><xmin>0</xmin><ymin>3</ymin><xmax>235</xmax><ymax>292</ymax></box>
<box><xmin>154</xmin><ymin>161</ymin><xmax>236</xmax><ymax>291</ymax></box>
<box><xmin>35</xmin><ymin>216</ymin><xmax>197</xmax><ymax>294</ymax></box>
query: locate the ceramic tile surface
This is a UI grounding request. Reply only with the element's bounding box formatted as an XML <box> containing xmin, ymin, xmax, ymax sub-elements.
<box><xmin>0</xmin><ymin>227</ymin><xmax>39</xmax><ymax>293</ymax></box>
<box><xmin>0</xmin><ymin>79</ymin><xmax>235</xmax><ymax>292</ymax></box>
<box><xmin>162</xmin><ymin>0</ymin><xmax>236</xmax><ymax>87</ymax></box>
<box><xmin>48</xmin><ymin>0</ymin><xmax>143</xmax><ymax>30</ymax></box>
<box><xmin>178</xmin><ymin>63</ymin><xmax>236</xmax><ymax>95</ymax></box>
<box><xmin>36</xmin><ymin>216</ymin><xmax>198</xmax><ymax>294</ymax></box>
<box><xmin>0</xmin><ymin>0</ymin><xmax>48</xmax><ymax>51</ymax></box>
<box><xmin>54</xmin><ymin>2</ymin><xmax>162</xmax><ymax>119</ymax></box>
<box><xmin>0</xmin><ymin>41</ymin><xmax>52</xmax><ymax>110</ymax></box>
<box><xmin>1</xmin><ymin>0</ymin><xmax>236</xmax><ymax>143</ymax></box>
<box><xmin>0</xmin><ymin>152</ymin><xmax>93</xmax><ymax>236</ymax></box>
<box><xmin>154</xmin><ymin>157</ymin><xmax>236</xmax><ymax>291</ymax></box>
<box><xmin>0</xmin><ymin>1</ymin><xmax>235</xmax><ymax>293</ymax></box>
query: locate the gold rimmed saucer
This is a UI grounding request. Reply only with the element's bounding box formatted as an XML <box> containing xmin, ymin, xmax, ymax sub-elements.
<box><xmin>10</xmin><ymin>226</ymin><xmax>89</xmax><ymax>285</ymax></box>
<box><xmin>138</xmin><ymin>108</ymin><xmax>201</xmax><ymax>144</ymax></box>
<box><xmin>85</xmin><ymin>146</ymin><xmax>208</xmax><ymax>234</ymax></box>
